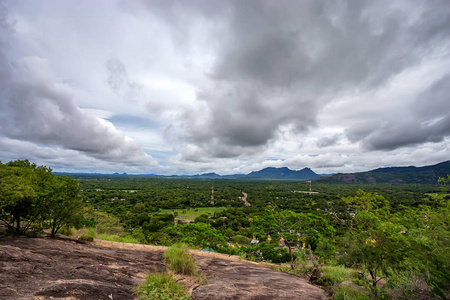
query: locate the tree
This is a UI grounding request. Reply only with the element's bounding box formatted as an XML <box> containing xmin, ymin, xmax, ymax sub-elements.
<box><xmin>46</xmin><ymin>175</ymin><xmax>84</xmax><ymax>238</ymax></box>
<box><xmin>163</xmin><ymin>222</ymin><xmax>228</xmax><ymax>250</ymax></box>
<box><xmin>0</xmin><ymin>160</ymin><xmax>84</xmax><ymax>237</ymax></box>
<box><xmin>334</xmin><ymin>190</ymin><xmax>409</xmax><ymax>294</ymax></box>
<box><xmin>0</xmin><ymin>160</ymin><xmax>53</xmax><ymax>235</ymax></box>
<box><xmin>398</xmin><ymin>179</ymin><xmax>449</xmax><ymax>298</ymax></box>
<box><xmin>252</xmin><ymin>206</ymin><xmax>334</xmax><ymax>269</ymax></box>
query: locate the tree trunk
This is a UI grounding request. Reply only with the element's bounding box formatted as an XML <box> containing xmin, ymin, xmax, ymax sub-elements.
<box><xmin>368</xmin><ymin>263</ymin><xmax>377</xmax><ymax>286</ymax></box>
<box><xmin>286</xmin><ymin>241</ymin><xmax>294</xmax><ymax>269</ymax></box>
<box><xmin>308</xmin><ymin>244</ymin><xmax>320</xmax><ymax>284</ymax></box>
<box><xmin>15</xmin><ymin>215</ymin><xmax>21</xmax><ymax>235</ymax></box>
<box><xmin>368</xmin><ymin>263</ymin><xmax>379</xmax><ymax>297</ymax></box>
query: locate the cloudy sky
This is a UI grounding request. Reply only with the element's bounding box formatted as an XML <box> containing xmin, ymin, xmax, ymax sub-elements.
<box><xmin>0</xmin><ymin>1</ymin><xmax>449</xmax><ymax>175</ymax></box>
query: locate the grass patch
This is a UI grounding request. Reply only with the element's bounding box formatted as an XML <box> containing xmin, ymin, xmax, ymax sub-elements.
<box><xmin>78</xmin><ymin>227</ymin><xmax>96</xmax><ymax>242</ymax></box>
<box><xmin>136</xmin><ymin>243</ymin><xmax>201</xmax><ymax>299</ymax></box>
<box><xmin>333</xmin><ymin>285</ymin><xmax>369</xmax><ymax>300</ymax></box>
<box><xmin>164</xmin><ymin>243</ymin><xmax>198</xmax><ymax>276</ymax></box>
<box><xmin>60</xmin><ymin>226</ymin><xmax>77</xmax><ymax>237</ymax></box>
<box><xmin>270</xmin><ymin>264</ymin><xmax>313</xmax><ymax>278</ymax></box>
<box><xmin>156</xmin><ymin>207</ymin><xmax>227</xmax><ymax>220</ymax></box>
<box><xmin>97</xmin><ymin>233</ymin><xmax>141</xmax><ymax>244</ymax></box>
<box><xmin>269</xmin><ymin>252</ymin><xmax>314</xmax><ymax>278</ymax></box>
<box><xmin>317</xmin><ymin>265</ymin><xmax>354</xmax><ymax>286</ymax></box>
<box><xmin>134</xmin><ymin>272</ymin><xmax>189</xmax><ymax>300</ymax></box>
<box><xmin>271</xmin><ymin>259</ymin><xmax>359</xmax><ymax>288</ymax></box>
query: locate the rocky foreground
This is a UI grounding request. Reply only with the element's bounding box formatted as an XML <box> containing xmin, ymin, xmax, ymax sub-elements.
<box><xmin>0</xmin><ymin>236</ymin><xmax>325</xmax><ymax>300</ymax></box>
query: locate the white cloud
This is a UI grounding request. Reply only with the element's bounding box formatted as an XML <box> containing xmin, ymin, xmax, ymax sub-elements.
<box><xmin>0</xmin><ymin>1</ymin><xmax>449</xmax><ymax>174</ymax></box>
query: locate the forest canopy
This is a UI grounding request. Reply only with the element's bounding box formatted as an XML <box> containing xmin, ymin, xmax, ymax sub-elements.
<box><xmin>0</xmin><ymin>160</ymin><xmax>449</xmax><ymax>298</ymax></box>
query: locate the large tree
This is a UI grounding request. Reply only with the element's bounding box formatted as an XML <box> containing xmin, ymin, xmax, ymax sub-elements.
<box><xmin>0</xmin><ymin>160</ymin><xmax>83</xmax><ymax>236</ymax></box>
<box><xmin>0</xmin><ymin>160</ymin><xmax>52</xmax><ymax>235</ymax></box>
<box><xmin>45</xmin><ymin>175</ymin><xmax>84</xmax><ymax>238</ymax></box>
<box><xmin>334</xmin><ymin>190</ymin><xmax>409</xmax><ymax>294</ymax></box>
<box><xmin>252</xmin><ymin>206</ymin><xmax>334</xmax><ymax>269</ymax></box>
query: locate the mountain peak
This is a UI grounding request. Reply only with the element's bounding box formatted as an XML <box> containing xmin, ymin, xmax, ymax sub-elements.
<box><xmin>247</xmin><ymin>166</ymin><xmax>319</xmax><ymax>180</ymax></box>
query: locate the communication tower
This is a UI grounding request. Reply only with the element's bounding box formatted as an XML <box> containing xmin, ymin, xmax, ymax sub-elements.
<box><xmin>211</xmin><ymin>185</ymin><xmax>214</xmax><ymax>205</ymax></box>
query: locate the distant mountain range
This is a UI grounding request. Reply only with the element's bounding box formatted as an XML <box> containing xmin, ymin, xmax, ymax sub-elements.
<box><xmin>56</xmin><ymin>167</ymin><xmax>323</xmax><ymax>180</ymax></box>
<box><xmin>56</xmin><ymin>160</ymin><xmax>450</xmax><ymax>184</ymax></box>
<box><xmin>189</xmin><ymin>167</ymin><xmax>322</xmax><ymax>180</ymax></box>
<box><xmin>316</xmin><ymin>160</ymin><xmax>450</xmax><ymax>184</ymax></box>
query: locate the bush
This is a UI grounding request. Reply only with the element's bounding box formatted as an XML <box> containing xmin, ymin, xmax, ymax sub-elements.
<box><xmin>315</xmin><ymin>238</ymin><xmax>337</xmax><ymax>262</ymax></box>
<box><xmin>261</xmin><ymin>242</ymin><xmax>292</xmax><ymax>263</ymax></box>
<box><xmin>242</xmin><ymin>242</ymin><xmax>291</xmax><ymax>263</ymax></box>
<box><xmin>147</xmin><ymin>232</ymin><xmax>170</xmax><ymax>245</ymax></box>
<box><xmin>25</xmin><ymin>229</ymin><xmax>45</xmax><ymax>238</ymax></box>
<box><xmin>381</xmin><ymin>273</ymin><xmax>433</xmax><ymax>300</ymax></box>
<box><xmin>163</xmin><ymin>223</ymin><xmax>228</xmax><ymax>250</ymax></box>
<box><xmin>237</xmin><ymin>228</ymin><xmax>252</xmax><ymax>238</ymax></box>
<box><xmin>333</xmin><ymin>285</ymin><xmax>369</xmax><ymax>300</ymax></box>
<box><xmin>291</xmin><ymin>254</ymin><xmax>314</xmax><ymax>277</ymax></box>
<box><xmin>317</xmin><ymin>265</ymin><xmax>353</xmax><ymax>286</ymax></box>
<box><xmin>60</xmin><ymin>226</ymin><xmax>77</xmax><ymax>237</ymax></box>
<box><xmin>230</xmin><ymin>235</ymin><xmax>251</xmax><ymax>245</ymax></box>
<box><xmin>194</xmin><ymin>214</ymin><xmax>209</xmax><ymax>223</ymax></box>
<box><xmin>164</xmin><ymin>243</ymin><xmax>198</xmax><ymax>276</ymax></box>
<box><xmin>78</xmin><ymin>227</ymin><xmax>96</xmax><ymax>242</ymax></box>
<box><xmin>134</xmin><ymin>272</ymin><xmax>189</xmax><ymax>300</ymax></box>
<box><xmin>95</xmin><ymin>213</ymin><xmax>123</xmax><ymax>235</ymax></box>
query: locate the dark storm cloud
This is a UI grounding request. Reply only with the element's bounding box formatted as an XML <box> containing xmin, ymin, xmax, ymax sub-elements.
<box><xmin>0</xmin><ymin>58</ymin><xmax>145</xmax><ymax>162</ymax></box>
<box><xmin>179</xmin><ymin>84</ymin><xmax>318</xmax><ymax>156</ymax></box>
<box><xmin>353</xmin><ymin>75</ymin><xmax>450</xmax><ymax>150</ymax></box>
<box><xmin>142</xmin><ymin>0</ymin><xmax>450</xmax><ymax>159</ymax></box>
<box><xmin>213</xmin><ymin>0</ymin><xmax>439</xmax><ymax>88</ymax></box>
<box><xmin>0</xmin><ymin>10</ymin><xmax>153</xmax><ymax>165</ymax></box>
<box><xmin>317</xmin><ymin>134</ymin><xmax>341</xmax><ymax>148</ymax></box>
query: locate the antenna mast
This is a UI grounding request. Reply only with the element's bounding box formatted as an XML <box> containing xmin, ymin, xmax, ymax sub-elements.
<box><xmin>306</xmin><ymin>180</ymin><xmax>312</xmax><ymax>192</ymax></box>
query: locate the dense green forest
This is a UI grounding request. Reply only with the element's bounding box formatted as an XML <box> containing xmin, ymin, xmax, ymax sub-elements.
<box><xmin>1</xmin><ymin>160</ymin><xmax>449</xmax><ymax>299</ymax></box>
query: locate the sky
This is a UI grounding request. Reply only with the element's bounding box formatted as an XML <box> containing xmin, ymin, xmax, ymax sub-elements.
<box><xmin>0</xmin><ymin>0</ymin><xmax>449</xmax><ymax>175</ymax></box>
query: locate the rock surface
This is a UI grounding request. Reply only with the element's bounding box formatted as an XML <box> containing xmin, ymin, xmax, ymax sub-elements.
<box><xmin>194</xmin><ymin>257</ymin><xmax>325</xmax><ymax>300</ymax></box>
<box><xmin>0</xmin><ymin>236</ymin><xmax>325</xmax><ymax>300</ymax></box>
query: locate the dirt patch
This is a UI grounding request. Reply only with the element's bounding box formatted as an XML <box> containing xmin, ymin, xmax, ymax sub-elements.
<box><xmin>0</xmin><ymin>236</ymin><xmax>325</xmax><ymax>299</ymax></box>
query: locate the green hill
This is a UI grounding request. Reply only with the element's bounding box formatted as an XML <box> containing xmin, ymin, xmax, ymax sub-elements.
<box><xmin>316</xmin><ymin>161</ymin><xmax>450</xmax><ymax>184</ymax></box>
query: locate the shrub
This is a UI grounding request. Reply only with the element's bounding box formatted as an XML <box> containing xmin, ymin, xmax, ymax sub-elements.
<box><xmin>78</xmin><ymin>227</ymin><xmax>96</xmax><ymax>242</ymax></box>
<box><xmin>134</xmin><ymin>272</ymin><xmax>189</xmax><ymax>300</ymax></box>
<box><xmin>230</xmin><ymin>235</ymin><xmax>251</xmax><ymax>245</ymax></box>
<box><xmin>25</xmin><ymin>229</ymin><xmax>45</xmax><ymax>238</ymax></box>
<box><xmin>95</xmin><ymin>213</ymin><xmax>123</xmax><ymax>235</ymax></box>
<box><xmin>164</xmin><ymin>243</ymin><xmax>198</xmax><ymax>276</ymax></box>
<box><xmin>147</xmin><ymin>232</ymin><xmax>170</xmax><ymax>245</ymax></box>
<box><xmin>315</xmin><ymin>238</ymin><xmax>337</xmax><ymax>262</ymax></box>
<box><xmin>243</xmin><ymin>242</ymin><xmax>291</xmax><ymax>263</ymax></box>
<box><xmin>317</xmin><ymin>265</ymin><xmax>352</xmax><ymax>286</ymax></box>
<box><xmin>194</xmin><ymin>214</ymin><xmax>209</xmax><ymax>223</ymax></box>
<box><xmin>60</xmin><ymin>226</ymin><xmax>77</xmax><ymax>237</ymax></box>
<box><xmin>333</xmin><ymin>285</ymin><xmax>369</xmax><ymax>300</ymax></box>
<box><xmin>237</xmin><ymin>228</ymin><xmax>252</xmax><ymax>238</ymax></box>
<box><xmin>163</xmin><ymin>223</ymin><xmax>228</xmax><ymax>250</ymax></box>
<box><xmin>381</xmin><ymin>273</ymin><xmax>433</xmax><ymax>300</ymax></box>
